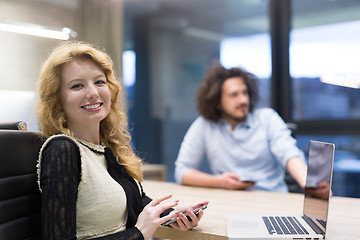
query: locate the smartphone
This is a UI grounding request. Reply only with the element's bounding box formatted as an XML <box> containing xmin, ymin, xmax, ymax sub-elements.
<box><xmin>238</xmin><ymin>176</ymin><xmax>256</xmax><ymax>184</ymax></box>
<box><xmin>161</xmin><ymin>204</ymin><xmax>207</xmax><ymax>226</ymax></box>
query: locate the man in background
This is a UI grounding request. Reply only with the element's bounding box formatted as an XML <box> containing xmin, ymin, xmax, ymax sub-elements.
<box><xmin>174</xmin><ymin>64</ymin><xmax>307</xmax><ymax>192</ymax></box>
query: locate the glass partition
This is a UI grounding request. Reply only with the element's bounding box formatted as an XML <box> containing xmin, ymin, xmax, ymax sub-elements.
<box><xmin>291</xmin><ymin>0</ymin><xmax>360</xmax><ymax>120</ymax></box>
<box><xmin>124</xmin><ymin>0</ymin><xmax>270</xmax><ymax>180</ymax></box>
<box><xmin>291</xmin><ymin>0</ymin><xmax>360</xmax><ymax>198</ymax></box>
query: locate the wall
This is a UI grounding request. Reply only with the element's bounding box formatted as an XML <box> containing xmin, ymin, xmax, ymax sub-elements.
<box><xmin>0</xmin><ymin>0</ymin><xmax>78</xmax><ymax>92</ymax></box>
<box><xmin>0</xmin><ymin>0</ymin><xmax>78</xmax><ymax>129</ymax></box>
<box><xmin>147</xmin><ymin>16</ymin><xmax>220</xmax><ymax>180</ymax></box>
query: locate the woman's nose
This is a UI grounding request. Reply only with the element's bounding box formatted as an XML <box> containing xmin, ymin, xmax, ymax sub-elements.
<box><xmin>86</xmin><ymin>83</ymin><xmax>99</xmax><ymax>99</ymax></box>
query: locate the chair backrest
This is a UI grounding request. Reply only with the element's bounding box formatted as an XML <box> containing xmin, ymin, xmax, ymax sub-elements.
<box><xmin>0</xmin><ymin>121</ymin><xmax>27</xmax><ymax>131</ymax></box>
<box><xmin>0</xmin><ymin>130</ymin><xmax>46</xmax><ymax>240</ymax></box>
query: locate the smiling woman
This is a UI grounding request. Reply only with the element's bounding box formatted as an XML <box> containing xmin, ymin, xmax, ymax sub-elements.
<box><xmin>59</xmin><ymin>57</ymin><xmax>111</xmax><ymax>144</ymax></box>
<box><xmin>36</xmin><ymin>41</ymin><xmax>207</xmax><ymax>240</ymax></box>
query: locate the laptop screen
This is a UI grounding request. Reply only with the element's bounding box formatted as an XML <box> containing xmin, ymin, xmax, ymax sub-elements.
<box><xmin>303</xmin><ymin>140</ymin><xmax>335</xmax><ymax>227</ymax></box>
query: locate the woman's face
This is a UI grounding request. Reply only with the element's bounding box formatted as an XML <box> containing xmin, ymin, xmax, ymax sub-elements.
<box><xmin>59</xmin><ymin>57</ymin><xmax>111</xmax><ymax>132</ymax></box>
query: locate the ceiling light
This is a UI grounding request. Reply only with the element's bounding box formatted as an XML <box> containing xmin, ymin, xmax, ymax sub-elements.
<box><xmin>0</xmin><ymin>21</ymin><xmax>77</xmax><ymax>40</ymax></box>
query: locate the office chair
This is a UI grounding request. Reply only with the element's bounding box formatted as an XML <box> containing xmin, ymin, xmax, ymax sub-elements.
<box><xmin>0</xmin><ymin>130</ymin><xmax>46</xmax><ymax>240</ymax></box>
<box><xmin>0</xmin><ymin>121</ymin><xmax>27</xmax><ymax>131</ymax></box>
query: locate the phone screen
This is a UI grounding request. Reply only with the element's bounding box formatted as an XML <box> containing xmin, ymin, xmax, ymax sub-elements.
<box><xmin>161</xmin><ymin>204</ymin><xmax>207</xmax><ymax>226</ymax></box>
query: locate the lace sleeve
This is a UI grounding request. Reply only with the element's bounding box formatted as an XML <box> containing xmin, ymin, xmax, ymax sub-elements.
<box><xmin>40</xmin><ymin>138</ymin><xmax>80</xmax><ymax>240</ymax></box>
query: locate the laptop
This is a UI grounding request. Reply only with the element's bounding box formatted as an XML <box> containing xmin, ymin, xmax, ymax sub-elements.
<box><xmin>227</xmin><ymin>140</ymin><xmax>335</xmax><ymax>240</ymax></box>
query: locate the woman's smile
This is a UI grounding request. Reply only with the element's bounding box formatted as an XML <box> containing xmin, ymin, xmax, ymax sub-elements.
<box><xmin>81</xmin><ymin>102</ymin><xmax>103</xmax><ymax>111</ymax></box>
<box><xmin>59</xmin><ymin>57</ymin><xmax>111</xmax><ymax>133</ymax></box>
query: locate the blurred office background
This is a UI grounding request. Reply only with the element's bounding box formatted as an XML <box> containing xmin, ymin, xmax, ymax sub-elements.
<box><xmin>1</xmin><ymin>0</ymin><xmax>359</xmax><ymax>197</ymax></box>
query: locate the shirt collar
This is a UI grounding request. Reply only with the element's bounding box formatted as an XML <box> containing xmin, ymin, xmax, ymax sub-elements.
<box><xmin>218</xmin><ymin>111</ymin><xmax>254</xmax><ymax>130</ymax></box>
<box><xmin>244</xmin><ymin>111</ymin><xmax>255</xmax><ymax>128</ymax></box>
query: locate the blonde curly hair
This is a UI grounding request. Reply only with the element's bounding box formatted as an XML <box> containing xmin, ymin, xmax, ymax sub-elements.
<box><xmin>37</xmin><ymin>41</ymin><xmax>143</xmax><ymax>181</ymax></box>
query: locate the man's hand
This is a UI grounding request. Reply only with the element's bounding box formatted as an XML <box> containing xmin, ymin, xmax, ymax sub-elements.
<box><xmin>305</xmin><ymin>182</ymin><xmax>331</xmax><ymax>200</ymax></box>
<box><xmin>182</xmin><ymin>169</ymin><xmax>254</xmax><ymax>189</ymax></box>
<box><xmin>216</xmin><ymin>172</ymin><xmax>255</xmax><ymax>190</ymax></box>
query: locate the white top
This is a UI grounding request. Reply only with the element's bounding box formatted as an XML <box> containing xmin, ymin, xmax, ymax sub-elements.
<box><xmin>38</xmin><ymin>134</ymin><xmax>129</xmax><ymax>239</ymax></box>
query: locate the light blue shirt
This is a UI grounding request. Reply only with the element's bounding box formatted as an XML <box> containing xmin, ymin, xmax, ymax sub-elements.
<box><xmin>174</xmin><ymin>108</ymin><xmax>305</xmax><ymax>192</ymax></box>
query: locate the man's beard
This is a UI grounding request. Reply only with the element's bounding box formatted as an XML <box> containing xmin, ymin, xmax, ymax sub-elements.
<box><xmin>221</xmin><ymin>106</ymin><xmax>248</xmax><ymax>123</ymax></box>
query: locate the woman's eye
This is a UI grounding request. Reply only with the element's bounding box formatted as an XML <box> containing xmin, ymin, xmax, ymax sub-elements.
<box><xmin>70</xmin><ymin>83</ymin><xmax>83</xmax><ymax>89</ymax></box>
<box><xmin>95</xmin><ymin>79</ymin><xmax>107</xmax><ymax>85</ymax></box>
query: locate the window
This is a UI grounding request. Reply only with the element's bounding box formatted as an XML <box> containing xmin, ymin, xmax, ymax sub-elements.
<box><xmin>125</xmin><ymin>0</ymin><xmax>270</xmax><ymax>180</ymax></box>
<box><xmin>291</xmin><ymin>0</ymin><xmax>360</xmax><ymax>197</ymax></box>
<box><xmin>290</xmin><ymin>21</ymin><xmax>360</xmax><ymax>120</ymax></box>
<box><xmin>220</xmin><ymin>33</ymin><xmax>271</xmax><ymax>108</ymax></box>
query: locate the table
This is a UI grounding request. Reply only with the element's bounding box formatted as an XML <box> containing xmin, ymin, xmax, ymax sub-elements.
<box><xmin>141</xmin><ymin>163</ymin><xmax>167</xmax><ymax>181</ymax></box>
<box><xmin>142</xmin><ymin>180</ymin><xmax>360</xmax><ymax>240</ymax></box>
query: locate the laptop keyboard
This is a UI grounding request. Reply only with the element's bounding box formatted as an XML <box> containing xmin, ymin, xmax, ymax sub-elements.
<box><xmin>317</xmin><ymin>218</ymin><xmax>326</xmax><ymax>228</ymax></box>
<box><xmin>262</xmin><ymin>216</ymin><xmax>309</xmax><ymax>235</ymax></box>
<box><xmin>302</xmin><ymin>215</ymin><xmax>324</xmax><ymax>234</ymax></box>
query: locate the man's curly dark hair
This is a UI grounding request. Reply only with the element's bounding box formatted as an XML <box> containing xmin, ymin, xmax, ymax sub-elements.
<box><xmin>195</xmin><ymin>64</ymin><xmax>259</xmax><ymax>122</ymax></box>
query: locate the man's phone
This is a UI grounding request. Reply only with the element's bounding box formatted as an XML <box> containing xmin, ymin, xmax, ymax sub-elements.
<box><xmin>161</xmin><ymin>204</ymin><xmax>208</xmax><ymax>226</ymax></box>
<box><xmin>238</xmin><ymin>176</ymin><xmax>256</xmax><ymax>184</ymax></box>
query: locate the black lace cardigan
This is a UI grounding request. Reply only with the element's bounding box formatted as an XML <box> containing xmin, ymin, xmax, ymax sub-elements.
<box><xmin>39</xmin><ymin>137</ymin><xmax>171</xmax><ymax>240</ymax></box>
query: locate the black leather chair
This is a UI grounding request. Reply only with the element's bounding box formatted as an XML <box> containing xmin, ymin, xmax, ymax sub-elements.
<box><xmin>0</xmin><ymin>130</ymin><xmax>46</xmax><ymax>240</ymax></box>
<box><xmin>0</xmin><ymin>121</ymin><xmax>27</xmax><ymax>131</ymax></box>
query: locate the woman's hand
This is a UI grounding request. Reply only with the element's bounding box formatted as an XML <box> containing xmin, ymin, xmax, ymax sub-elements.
<box><xmin>135</xmin><ymin>195</ymin><xmax>179</xmax><ymax>240</ymax></box>
<box><xmin>169</xmin><ymin>201</ymin><xmax>209</xmax><ymax>231</ymax></box>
